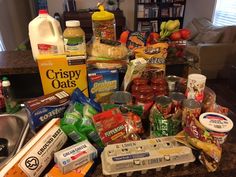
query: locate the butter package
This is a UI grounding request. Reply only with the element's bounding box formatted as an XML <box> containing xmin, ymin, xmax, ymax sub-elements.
<box><xmin>25</xmin><ymin>90</ymin><xmax>70</xmax><ymax>132</ymax></box>
<box><xmin>87</xmin><ymin>69</ymin><xmax>119</xmax><ymax>103</ymax></box>
<box><xmin>54</xmin><ymin>140</ymin><xmax>97</xmax><ymax>174</ymax></box>
<box><xmin>1</xmin><ymin>118</ymin><xmax>68</xmax><ymax>177</ymax></box>
<box><xmin>45</xmin><ymin>161</ymin><xmax>94</xmax><ymax>177</ymax></box>
<box><xmin>37</xmin><ymin>54</ymin><xmax>88</xmax><ymax>96</ymax></box>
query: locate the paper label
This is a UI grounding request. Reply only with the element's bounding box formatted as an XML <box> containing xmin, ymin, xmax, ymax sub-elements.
<box><xmin>19</xmin><ymin>126</ymin><xmax>67</xmax><ymax>177</ymax></box>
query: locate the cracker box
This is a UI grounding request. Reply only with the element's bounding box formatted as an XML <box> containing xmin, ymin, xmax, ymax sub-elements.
<box><xmin>87</xmin><ymin>69</ymin><xmax>119</xmax><ymax>103</ymax></box>
<box><xmin>37</xmin><ymin>55</ymin><xmax>88</xmax><ymax>96</ymax></box>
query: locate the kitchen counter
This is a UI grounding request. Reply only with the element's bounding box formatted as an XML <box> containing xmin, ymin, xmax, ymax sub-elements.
<box><xmin>22</xmin><ymin>111</ymin><xmax>236</xmax><ymax>177</ymax></box>
<box><xmin>0</xmin><ymin>51</ymin><xmax>38</xmax><ymax>75</ymax></box>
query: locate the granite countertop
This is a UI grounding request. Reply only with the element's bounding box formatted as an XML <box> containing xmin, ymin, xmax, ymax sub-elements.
<box><xmin>0</xmin><ymin>51</ymin><xmax>38</xmax><ymax>75</ymax></box>
<box><xmin>23</xmin><ymin>112</ymin><xmax>236</xmax><ymax>177</ymax></box>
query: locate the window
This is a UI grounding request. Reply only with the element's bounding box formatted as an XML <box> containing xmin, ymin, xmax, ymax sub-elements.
<box><xmin>213</xmin><ymin>0</ymin><xmax>236</xmax><ymax>26</ymax></box>
<box><xmin>0</xmin><ymin>32</ymin><xmax>5</xmax><ymax>52</ymax></box>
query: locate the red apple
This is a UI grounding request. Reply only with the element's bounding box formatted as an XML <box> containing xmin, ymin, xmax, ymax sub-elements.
<box><xmin>179</xmin><ymin>28</ymin><xmax>191</xmax><ymax>40</ymax></box>
<box><xmin>170</xmin><ymin>31</ymin><xmax>182</xmax><ymax>41</ymax></box>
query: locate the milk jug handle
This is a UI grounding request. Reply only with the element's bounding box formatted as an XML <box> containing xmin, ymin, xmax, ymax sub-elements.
<box><xmin>51</xmin><ymin>20</ymin><xmax>61</xmax><ymax>39</ymax></box>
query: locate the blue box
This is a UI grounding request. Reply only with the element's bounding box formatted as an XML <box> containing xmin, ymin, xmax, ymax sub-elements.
<box><xmin>88</xmin><ymin>69</ymin><xmax>119</xmax><ymax>102</ymax></box>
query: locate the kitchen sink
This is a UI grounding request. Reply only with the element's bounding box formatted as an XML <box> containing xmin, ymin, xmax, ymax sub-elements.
<box><xmin>0</xmin><ymin>109</ymin><xmax>29</xmax><ymax>168</ymax></box>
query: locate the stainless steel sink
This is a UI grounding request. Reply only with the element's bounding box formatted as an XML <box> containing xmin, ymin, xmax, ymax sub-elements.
<box><xmin>0</xmin><ymin>109</ymin><xmax>29</xmax><ymax>168</ymax></box>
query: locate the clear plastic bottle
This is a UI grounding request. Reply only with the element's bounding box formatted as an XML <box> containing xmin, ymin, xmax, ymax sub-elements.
<box><xmin>2</xmin><ymin>77</ymin><xmax>20</xmax><ymax>113</ymax></box>
<box><xmin>0</xmin><ymin>80</ymin><xmax>5</xmax><ymax>113</ymax></box>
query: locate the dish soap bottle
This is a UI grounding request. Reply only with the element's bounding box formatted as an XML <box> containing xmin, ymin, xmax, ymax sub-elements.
<box><xmin>2</xmin><ymin>77</ymin><xmax>20</xmax><ymax>113</ymax></box>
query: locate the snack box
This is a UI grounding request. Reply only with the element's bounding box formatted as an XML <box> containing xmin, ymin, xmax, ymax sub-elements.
<box><xmin>87</xmin><ymin>69</ymin><xmax>119</xmax><ymax>103</ymax></box>
<box><xmin>0</xmin><ymin>118</ymin><xmax>67</xmax><ymax>177</ymax></box>
<box><xmin>45</xmin><ymin>161</ymin><xmax>94</xmax><ymax>177</ymax></box>
<box><xmin>37</xmin><ymin>54</ymin><xmax>88</xmax><ymax>96</ymax></box>
<box><xmin>101</xmin><ymin>136</ymin><xmax>195</xmax><ymax>176</ymax></box>
<box><xmin>24</xmin><ymin>90</ymin><xmax>70</xmax><ymax>132</ymax></box>
<box><xmin>54</xmin><ymin>140</ymin><xmax>97</xmax><ymax>174</ymax></box>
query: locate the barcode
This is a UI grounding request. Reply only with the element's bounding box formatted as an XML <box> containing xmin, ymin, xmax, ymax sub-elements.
<box><xmin>68</xmin><ymin>131</ymin><xmax>81</xmax><ymax>142</ymax></box>
<box><xmin>55</xmin><ymin>91</ymin><xmax>69</xmax><ymax>99</ymax></box>
<box><xmin>148</xmin><ymin>158</ymin><xmax>161</xmax><ymax>164</ymax></box>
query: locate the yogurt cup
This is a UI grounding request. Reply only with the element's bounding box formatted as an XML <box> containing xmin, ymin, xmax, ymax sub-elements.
<box><xmin>199</xmin><ymin>112</ymin><xmax>234</xmax><ymax>144</ymax></box>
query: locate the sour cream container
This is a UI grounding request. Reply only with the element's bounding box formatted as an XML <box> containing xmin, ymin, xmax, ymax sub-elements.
<box><xmin>199</xmin><ymin>112</ymin><xmax>234</xmax><ymax>144</ymax></box>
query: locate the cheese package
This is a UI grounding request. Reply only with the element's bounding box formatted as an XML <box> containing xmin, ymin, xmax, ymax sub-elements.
<box><xmin>0</xmin><ymin>118</ymin><xmax>68</xmax><ymax>177</ymax></box>
<box><xmin>45</xmin><ymin>161</ymin><xmax>94</xmax><ymax>177</ymax></box>
<box><xmin>54</xmin><ymin>140</ymin><xmax>97</xmax><ymax>174</ymax></box>
<box><xmin>37</xmin><ymin>54</ymin><xmax>88</xmax><ymax>96</ymax></box>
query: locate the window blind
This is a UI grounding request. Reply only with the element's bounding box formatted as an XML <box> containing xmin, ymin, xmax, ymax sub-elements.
<box><xmin>213</xmin><ymin>0</ymin><xmax>236</xmax><ymax>26</ymax></box>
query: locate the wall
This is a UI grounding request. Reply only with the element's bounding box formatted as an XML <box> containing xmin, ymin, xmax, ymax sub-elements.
<box><xmin>0</xmin><ymin>0</ymin><xmax>32</xmax><ymax>50</ymax></box>
<box><xmin>184</xmin><ymin>0</ymin><xmax>216</xmax><ymax>26</ymax></box>
<box><xmin>47</xmin><ymin>0</ymin><xmax>135</xmax><ymax>30</ymax></box>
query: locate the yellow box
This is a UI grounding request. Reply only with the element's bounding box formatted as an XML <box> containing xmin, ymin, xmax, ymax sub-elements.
<box><xmin>37</xmin><ymin>55</ymin><xmax>88</xmax><ymax>96</ymax></box>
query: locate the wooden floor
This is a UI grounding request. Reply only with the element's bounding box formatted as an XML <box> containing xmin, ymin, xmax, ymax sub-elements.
<box><xmin>206</xmin><ymin>79</ymin><xmax>236</xmax><ymax>113</ymax></box>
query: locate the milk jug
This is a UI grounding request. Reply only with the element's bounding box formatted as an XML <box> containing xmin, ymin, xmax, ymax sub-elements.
<box><xmin>29</xmin><ymin>9</ymin><xmax>64</xmax><ymax>60</ymax></box>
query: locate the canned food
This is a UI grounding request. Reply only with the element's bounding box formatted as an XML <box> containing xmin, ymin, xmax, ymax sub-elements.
<box><xmin>182</xmin><ymin>99</ymin><xmax>201</xmax><ymax>126</ymax></box>
<box><xmin>110</xmin><ymin>91</ymin><xmax>132</xmax><ymax>105</ymax></box>
<box><xmin>169</xmin><ymin>92</ymin><xmax>186</xmax><ymax>111</ymax></box>
<box><xmin>166</xmin><ymin>75</ymin><xmax>180</xmax><ymax>92</ymax></box>
<box><xmin>155</xmin><ymin>96</ymin><xmax>172</xmax><ymax>116</ymax></box>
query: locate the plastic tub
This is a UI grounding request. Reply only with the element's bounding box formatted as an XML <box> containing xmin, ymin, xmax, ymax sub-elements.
<box><xmin>199</xmin><ymin>112</ymin><xmax>234</xmax><ymax>144</ymax></box>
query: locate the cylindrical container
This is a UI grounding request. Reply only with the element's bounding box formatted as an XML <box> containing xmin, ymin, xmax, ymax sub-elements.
<box><xmin>92</xmin><ymin>5</ymin><xmax>116</xmax><ymax>40</ymax></box>
<box><xmin>28</xmin><ymin>9</ymin><xmax>64</xmax><ymax>60</ymax></box>
<box><xmin>199</xmin><ymin>112</ymin><xmax>234</xmax><ymax>144</ymax></box>
<box><xmin>0</xmin><ymin>80</ymin><xmax>5</xmax><ymax>113</ymax></box>
<box><xmin>186</xmin><ymin>74</ymin><xmax>206</xmax><ymax>102</ymax></box>
<box><xmin>151</xmin><ymin>77</ymin><xmax>168</xmax><ymax>96</ymax></box>
<box><xmin>166</xmin><ymin>75</ymin><xmax>179</xmax><ymax>92</ymax></box>
<box><xmin>2</xmin><ymin>77</ymin><xmax>20</xmax><ymax>114</ymax></box>
<box><xmin>110</xmin><ymin>91</ymin><xmax>132</xmax><ymax>105</ymax></box>
<box><xmin>63</xmin><ymin>20</ymin><xmax>86</xmax><ymax>56</ymax></box>
<box><xmin>182</xmin><ymin>98</ymin><xmax>201</xmax><ymax>126</ymax></box>
<box><xmin>169</xmin><ymin>92</ymin><xmax>186</xmax><ymax>112</ymax></box>
<box><xmin>155</xmin><ymin>96</ymin><xmax>172</xmax><ymax>116</ymax></box>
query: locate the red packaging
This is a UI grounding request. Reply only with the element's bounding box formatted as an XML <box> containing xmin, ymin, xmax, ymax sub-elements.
<box><xmin>92</xmin><ymin>108</ymin><xmax>127</xmax><ymax>145</ymax></box>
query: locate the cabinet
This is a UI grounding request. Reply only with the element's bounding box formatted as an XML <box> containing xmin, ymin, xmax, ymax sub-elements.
<box><xmin>134</xmin><ymin>0</ymin><xmax>186</xmax><ymax>32</ymax></box>
<box><xmin>63</xmin><ymin>10</ymin><xmax>126</xmax><ymax>42</ymax></box>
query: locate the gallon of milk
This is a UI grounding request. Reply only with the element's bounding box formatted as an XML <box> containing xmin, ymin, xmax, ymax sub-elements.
<box><xmin>29</xmin><ymin>9</ymin><xmax>64</xmax><ymax>60</ymax></box>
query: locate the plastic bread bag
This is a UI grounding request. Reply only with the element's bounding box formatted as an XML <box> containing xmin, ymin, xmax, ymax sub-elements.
<box><xmin>87</xmin><ymin>37</ymin><xmax>128</xmax><ymax>60</ymax></box>
<box><xmin>175</xmin><ymin>113</ymin><xmax>222</xmax><ymax>172</ymax></box>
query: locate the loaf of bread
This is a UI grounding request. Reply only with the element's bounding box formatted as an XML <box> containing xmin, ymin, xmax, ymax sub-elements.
<box><xmin>87</xmin><ymin>38</ymin><xmax>128</xmax><ymax>60</ymax></box>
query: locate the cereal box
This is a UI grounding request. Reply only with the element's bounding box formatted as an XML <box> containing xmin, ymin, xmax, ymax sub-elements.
<box><xmin>87</xmin><ymin>69</ymin><xmax>119</xmax><ymax>103</ymax></box>
<box><xmin>37</xmin><ymin>55</ymin><xmax>88</xmax><ymax>96</ymax></box>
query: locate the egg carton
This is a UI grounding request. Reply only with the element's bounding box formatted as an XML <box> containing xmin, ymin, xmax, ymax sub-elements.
<box><xmin>101</xmin><ymin>136</ymin><xmax>195</xmax><ymax>177</ymax></box>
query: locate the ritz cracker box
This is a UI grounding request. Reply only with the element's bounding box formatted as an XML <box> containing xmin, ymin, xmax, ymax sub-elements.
<box><xmin>87</xmin><ymin>69</ymin><xmax>119</xmax><ymax>103</ymax></box>
<box><xmin>37</xmin><ymin>55</ymin><xmax>88</xmax><ymax>96</ymax></box>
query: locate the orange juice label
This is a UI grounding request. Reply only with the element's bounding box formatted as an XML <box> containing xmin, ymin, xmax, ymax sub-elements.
<box><xmin>37</xmin><ymin>55</ymin><xmax>88</xmax><ymax>96</ymax></box>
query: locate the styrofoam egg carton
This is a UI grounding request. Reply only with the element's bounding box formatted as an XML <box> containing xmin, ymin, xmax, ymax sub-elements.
<box><xmin>101</xmin><ymin>136</ymin><xmax>195</xmax><ymax>177</ymax></box>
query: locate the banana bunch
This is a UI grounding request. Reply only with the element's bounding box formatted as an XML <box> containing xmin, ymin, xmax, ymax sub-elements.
<box><xmin>160</xmin><ymin>20</ymin><xmax>180</xmax><ymax>40</ymax></box>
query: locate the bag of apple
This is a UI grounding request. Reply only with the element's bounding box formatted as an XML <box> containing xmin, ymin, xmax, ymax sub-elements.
<box><xmin>159</xmin><ymin>20</ymin><xmax>191</xmax><ymax>58</ymax></box>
